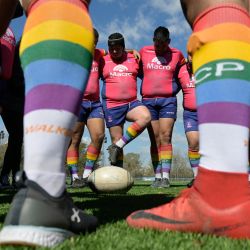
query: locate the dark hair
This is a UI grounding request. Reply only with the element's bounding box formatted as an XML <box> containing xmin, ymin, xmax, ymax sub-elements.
<box><xmin>153</xmin><ymin>26</ymin><xmax>170</xmax><ymax>42</ymax></box>
<box><xmin>108</xmin><ymin>33</ymin><xmax>125</xmax><ymax>48</ymax></box>
<box><xmin>93</xmin><ymin>28</ymin><xmax>99</xmax><ymax>41</ymax></box>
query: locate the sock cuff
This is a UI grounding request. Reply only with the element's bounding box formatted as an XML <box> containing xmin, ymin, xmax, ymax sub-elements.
<box><xmin>87</xmin><ymin>144</ymin><xmax>100</xmax><ymax>154</ymax></box>
<box><xmin>27</xmin><ymin>0</ymin><xmax>89</xmax><ymax>15</ymax></box>
<box><xmin>193</xmin><ymin>3</ymin><xmax>250</xmax><ymax>32</ymax></box>
<box><xmin>160</xmin><ymin>144</ymin><xmax>172</xmax><ymax>151</ymax></box>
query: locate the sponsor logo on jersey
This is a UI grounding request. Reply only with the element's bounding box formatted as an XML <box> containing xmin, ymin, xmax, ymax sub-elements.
<box><xmin>91</xmin><ymin>66</ymin><xmax>99</xmax><ymax>72</ymax></box>
<box><xmin>110</xmin><ymin>65</ymin><xmax>132</xmax><ymax>77</ymax></box>
<box><xmin>147</xmin><ymin>57</ymin><xmax>171</xmax><ymax>70</ymax></box>
<box><xmin>1</xmin><ymin>28</ymin><xmax>15</xmax><ymax>46</ymax></box>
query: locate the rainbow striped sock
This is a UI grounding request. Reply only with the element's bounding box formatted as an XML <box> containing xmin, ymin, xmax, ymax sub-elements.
<box><xmin>116</xmin><ymin>122</ymin><xmax>142</xmax><ymax>148</ymax></box>
<box><xmin>150</xmin><ymin>146</ymin><xmax>161</xmax><ymax>178</ymax></box>
<box><xmin>67</xmin><ymin>149</ymin><xmax>79</xmax><ymax>178</ymax></box>
<box><xmin>160</xmin><ymin>144</ymin><xmax>172</xmax><ymax>178</ymax></box>
<box><xmin>189</xmin><ymin>4</ymin><xmax>250</xmax><ymax>174</ymax></box>
<box><xmin>188</xmin><ymin>149</ymin><xmax>200</xmax><ymax>177</ymax></box>
<box><xmin>20</xmin><ymin>0</ymin><xmax>93</xmax><ymax>196</ymax></box>
<box><xmin>83</xmin><ymin>145</ymin><xmax>100</xmax><ymax>178</ymax></box>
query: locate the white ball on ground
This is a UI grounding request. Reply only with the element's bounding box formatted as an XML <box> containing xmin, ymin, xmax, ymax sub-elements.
<box><xmin>88</xmin><ymin>166</ymin><xmax>134</xmax><ymax>194</ymax></box>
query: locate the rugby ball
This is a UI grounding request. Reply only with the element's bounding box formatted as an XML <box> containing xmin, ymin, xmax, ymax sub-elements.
<box><xmin>88</xmin><ymin>166</ymin><xmax>134</xmax><ymax>193</ymax></box>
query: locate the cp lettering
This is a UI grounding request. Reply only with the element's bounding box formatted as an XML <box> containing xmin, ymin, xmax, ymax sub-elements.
<box><xmin>195</xmin><ymin>62</ymin><xmax>244</xmax><ymax>84</ymax></box>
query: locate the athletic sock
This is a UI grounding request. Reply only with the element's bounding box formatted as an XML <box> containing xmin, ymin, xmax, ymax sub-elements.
<box><xmin>83</xmin><ymin>144</ymin><xmax>100</xmax><ymax>178</ymax></box>
<box><xmin>160</xmin><ymin>144</ymin><xmax>172</xmax><ymax>179</ymax></box>
<box><xmin>150</xmin><ymin>146</ymin><xmax>160</xmax><ymax>172</ymax></box>
<box><xmin>188</xmin><ymin>149</ymin><xmax>200</xmax><ymax>177</ymax></box>
<box><xmin>116</xmin><ymin>122</ymin><xmax>143</xmax><ymax>148</ymax></box>
<box><xmin>20</xmin><ymin>0</ymin><xmax>94</xmax><ymax>197</ymax></box>
<box><xmin>188</xmin><ymin>3</ymin><xmax>250</xmax><ymax>175</ymax></box>
<box><xmin>67</xmin><ymin>149</ymin><xmax>79</xmax><ymax>180</ymax></box>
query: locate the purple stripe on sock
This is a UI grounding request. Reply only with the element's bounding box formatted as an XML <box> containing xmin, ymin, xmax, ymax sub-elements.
<box><xmin>25</xmin><ymin>84</ymin><xmax>82</xmax><ymax>115</ymax></box>
<box><xmin>198</xmin><ymin>102</ymin><xmax>249</xmax><ymax>127</ymax></box>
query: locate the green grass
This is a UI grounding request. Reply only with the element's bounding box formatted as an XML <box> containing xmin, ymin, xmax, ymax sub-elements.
<box><xmin>0</xmin><ymin>181</ymin><xmax>250</xmax><ymax>250</ymax></box>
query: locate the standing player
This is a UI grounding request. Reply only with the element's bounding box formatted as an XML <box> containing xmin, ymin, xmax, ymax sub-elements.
<box><xmin>127</xmin><ymin>0</ymin><xmax>250</xmax><ymax>239</ymax></box>
<box><xmin>100</xmin><ymin>33</ymin><xmax>151</xmax><ymax>167</ymax></box>
<box><xmin>140</xmin><ymin>26</ymin><xmax>190</xmax><ymax>188</ymax></box>
<box><xmin>0</xmin><ymin>0</ymin><xmax>98</xmax><ymax>247</ymax></box>
<box><xmin>182</xmin><ymin>56</ymin><xmax>200</xmax><ymax>187</ymax></box>
<box><xmin>66</xmin><ymin>28</ymin><xmax>105</xmax><ymax>188</ymax></box>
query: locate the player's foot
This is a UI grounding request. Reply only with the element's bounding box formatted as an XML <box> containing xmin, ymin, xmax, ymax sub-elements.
<box><xmin>187</xmin><ymin>178</ymin><xmax>194</xmax><ymax>188</ymax></box>
<box><xmin>159</xmin><ymin>178</ymin><xmax>170</xmax><ymax>188</ymax></box>
<box><xmin>151</xmin><ymin>178</ymin><xmax>162</xmax><ymax>188</ymax></box>
<box><xmin>0</xmin><ymin>172</ymin><xmax>98</xmax><ymax>247</ymax></box>
<box><xmin>107</xmin><ymin>144</ymin><xmax>122</xmax><ymax>165</ymax></box>
<box><xmin>127</xmin><ymin>186</ymin><xmax>250</xmax><ymax>239</ymax></box>
<box><xmin>71</xmin><ymin>177</ymin><xmax>88</xmax><ymax>188</ymax></box>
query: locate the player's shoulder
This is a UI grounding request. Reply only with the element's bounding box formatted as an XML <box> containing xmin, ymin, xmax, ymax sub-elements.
<box><xmin>141</xmin><ymin>45</ymin><xmax>154</xmax><ymax>52</ymax></box>
<box><xmin>169</xmin><ymin>47</ymin><xmax>183</xmax><ymax>55</ymax></box>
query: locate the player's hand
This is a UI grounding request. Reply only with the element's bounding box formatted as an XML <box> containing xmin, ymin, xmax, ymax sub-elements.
<box><xmin>133</xmin><ymin>50</ymin><xmax>140</xmax><ymax>61</ymax></box>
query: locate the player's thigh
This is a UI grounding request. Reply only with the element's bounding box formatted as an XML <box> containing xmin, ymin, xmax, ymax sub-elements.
<box><xmin>159</xmin><ymin>118</ymin><xmax>175</xmax><ymax>141</ymax></box>
<box><xmin>126</xmin><ymin>105</ymin><xmax>151</xmax><ymax>123</ymax></box>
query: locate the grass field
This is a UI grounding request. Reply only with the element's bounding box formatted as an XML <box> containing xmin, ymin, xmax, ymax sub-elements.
<box><xmin>0</xmin><ymin>181</ymin><xmax>250</xmax><ymax>250</ymax></box>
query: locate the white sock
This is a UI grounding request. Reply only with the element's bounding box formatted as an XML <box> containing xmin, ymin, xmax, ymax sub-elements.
<box><xmin>72</xmin><ymin>173</ymin><xmax>79</xmax><ymax>180</ymax></box>
<box><xmin>199</xmin><ymin>124</ymin><xmax>248</xmax><ymax>173</ymax></box>
<box><xmin>82</xmin><ymin>169</ymin><xmax>92</xmax><ymax>178</ymax></box>
<box><xmin>155</xmin><ymin>173</ymin><xmax>161</xmax><ymax>179</ymax></box>
<box><xmin>162</xmin><ymin>172</ymin><xmax>169</xmax><ymax>179</ymax></box>
<box><xmin>116</xmin><ymin>139</ymin><xmax>125</xmax><ymax>148</ymax></box>
<box><xmin>24</xmin><ymin>110</ymin><xmax>76</xmax><ymax>197</ymax></box>
<box><xmin>192</xmin><ymin>166</ymin><xmax>198</xmax><ymax>177</ymax></box>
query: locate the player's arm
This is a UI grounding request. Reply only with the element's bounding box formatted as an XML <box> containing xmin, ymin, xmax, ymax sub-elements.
<box><xmin>125</xmin><ymin>49</ymin><xmax>141</xmax><ymax>61</ymax></box>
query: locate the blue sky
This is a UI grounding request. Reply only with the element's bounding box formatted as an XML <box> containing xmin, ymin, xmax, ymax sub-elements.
<box><xmin>5</xmin><ymin>0</ymin><xmax>193</xmax><ymax>165</ymax></box>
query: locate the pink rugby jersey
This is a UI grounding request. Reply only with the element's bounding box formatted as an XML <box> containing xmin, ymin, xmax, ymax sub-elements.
<box><xmin>100</xmin><ymin>52</ymin><xmax>139</xmax><ymax>109</ymax></box>
<box><xmin>140</xmin><ymin>45</ymin><xmax>189</xmax><ymax>98</ymax></box>
<box><xmin>181</xmin><ymin>74</ymin><xmax>197</xmax><ymax>111</ymax></box>
<box><xmin>83</xmin><ymin>48</ymin><xmax>106</xmax><ymax>101</ymax></box>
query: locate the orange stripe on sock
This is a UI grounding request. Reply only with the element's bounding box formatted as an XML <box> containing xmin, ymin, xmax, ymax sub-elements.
<box><xmin>25</xmin><ymin>1</ymin><xmax>92</xmax><ymax>32</ymax></box>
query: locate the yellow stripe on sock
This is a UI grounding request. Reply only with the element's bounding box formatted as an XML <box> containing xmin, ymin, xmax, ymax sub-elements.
<box><xmin>193</xmin><ymin>40</ymin><xmax>250</xmax><ymax>72</ymax></box>
<box><xmin>20</xmin><ymin>20</ymin><xmax>93</xmax><ymax>55</ymax></box>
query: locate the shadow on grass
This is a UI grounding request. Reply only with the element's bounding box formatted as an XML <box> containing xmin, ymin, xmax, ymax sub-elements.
<box><xmin>71</xmin><ymin>190</ymin><xmax>175</xmax><ymax>226</ymax></box>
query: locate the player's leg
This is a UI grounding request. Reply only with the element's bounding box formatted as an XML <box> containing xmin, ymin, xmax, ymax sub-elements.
<box><xmin>183</xmin><ymin>110</ymin><xmax>200</xmax><ymax>187</ymax></box>
<box><xmin>147</xmin><ymin>122</ymin><xmax>162</xmax><ymax>188</ymax></box>
<box><xmin>108</xmin><ymin>125</ymin><xmax>124</xmax><ymax>166</ymax></box>
<box><xmin>0</xmin><ymin>107</ymin><xmax>23</xmax><ymax>188</ymax></box>
<box><xmin>186</xmin><ymin>131</ymin><xmax>199</xmax><ymax>187</ymax></box>
<box><xmin>83</xmin><ymin>117</ymin><xmax>105</xmax><ymax>178</ymax></box>
<box><xmin>0</xmin><ymin>0</ymin><xmax>98</xmax><ymax>247</ymax></box>
<box><xmin>67</xmin><ymin>121</ymin><xmax>85</xmax><ymax>185</ymax></box>
<box><xmin>158</xmin><ymin>117</ymin><xmax>175</xmax><ymax>188</ymax></box>
<box><xmin>108</xmin><ymin>103</ymin><xmax>151</xmax><ymax>166</ymax></box>
<box><xmin>117</xmin><ymin>104</ymin><xmax>151</xmax><ymax>148</ymax></box>
<box><xmin>127</xmin><ymin>0</ymin><xmax>250</xmax><ymax>238</ymax></box>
